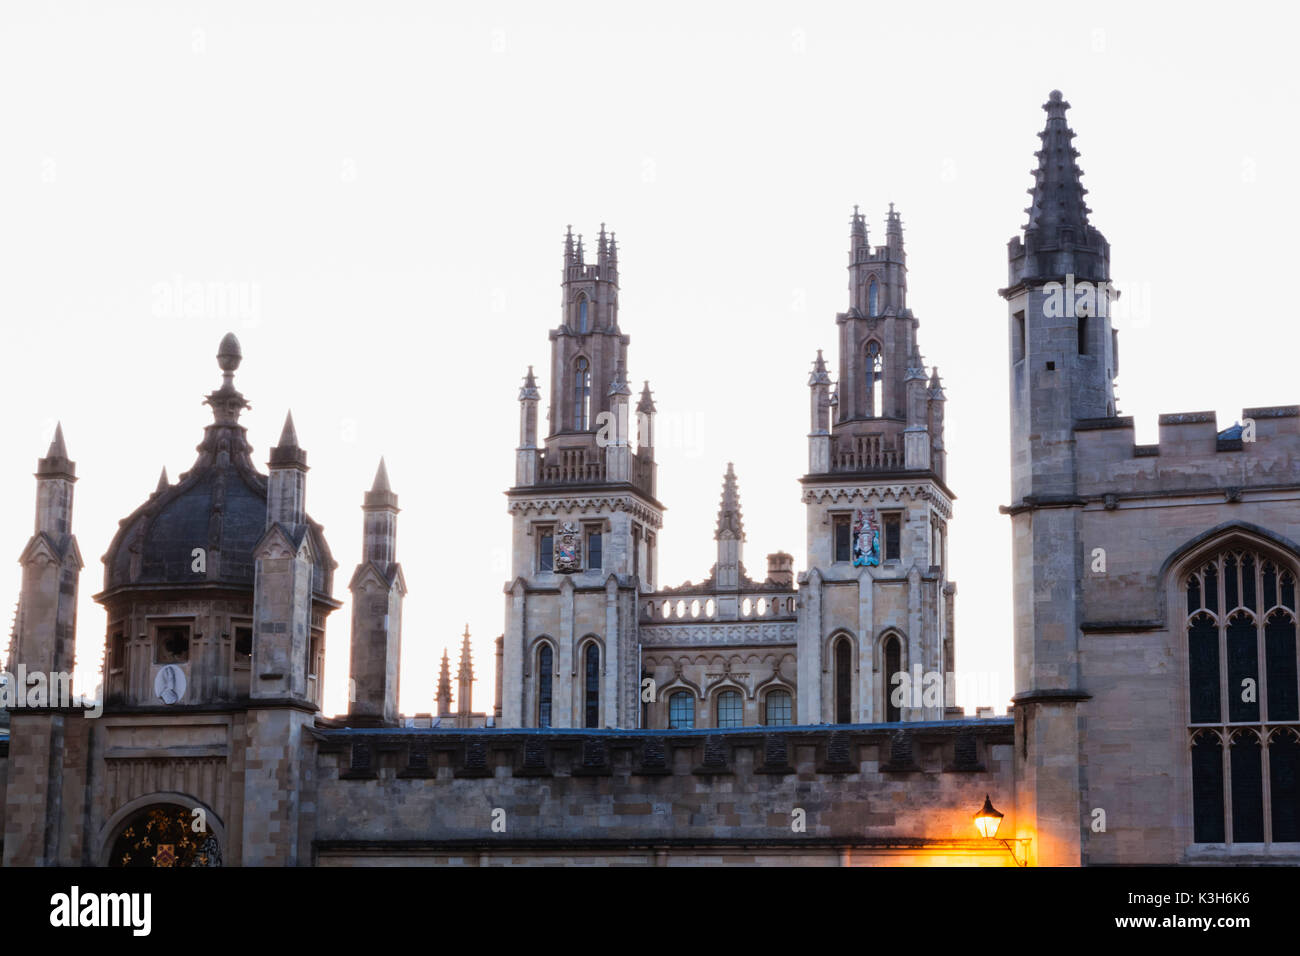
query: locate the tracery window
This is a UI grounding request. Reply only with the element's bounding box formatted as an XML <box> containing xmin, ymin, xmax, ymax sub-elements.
<box><xmin>1186</xmin><ymin>547</ymin><xmax>1300</xmax><ymax>843</ymax></box>
<box><xmin>578</xmin><ymin>296</ymin><xmax>589</xmax><ymax>333</ymax></box>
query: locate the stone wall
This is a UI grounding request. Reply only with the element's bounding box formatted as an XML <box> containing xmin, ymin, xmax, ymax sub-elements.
<box><xmin>309</xmin><ymin>720</ymin><xmax>1018</xmax><ymax>866</ymax></box>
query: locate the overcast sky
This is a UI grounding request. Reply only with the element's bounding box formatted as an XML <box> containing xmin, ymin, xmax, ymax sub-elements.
<box><xmin>2</xmin><ymin>1</ymin><xmax>1296</xmax><ymax>717</ymax></box>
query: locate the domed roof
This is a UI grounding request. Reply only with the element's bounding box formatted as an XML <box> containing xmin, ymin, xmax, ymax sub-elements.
<box><xmin>99</xmin><ymin>334</ymin><xmax>336</xmax><ymax>599</ymax></box>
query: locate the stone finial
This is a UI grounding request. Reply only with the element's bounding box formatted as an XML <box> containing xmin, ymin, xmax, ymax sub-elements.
<box><xmin>809</xmin><ymin>349</ymin><xmax>832</xmax><ymax>386</ymax></box>
<box><xmin>518</xmin><ymin>365</ymin><xmax>542</xmax><ymax>402</ymax></box>
<box><xmin>637</xmin><ymin>379</ymin><xmax>656</xmax><ymax>415</ymax></box>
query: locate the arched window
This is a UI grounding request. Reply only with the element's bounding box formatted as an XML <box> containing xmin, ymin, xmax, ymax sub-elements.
<box><xmin>765</xmin><ymin>689</ymin><xmax>793</xmax><ymax>726</ymax></box>
<box><xmin>865</xmin><ymin>341</ymin><xmax>883</xmax><ymax>417</ymax></box>
<box><xmin>716</xmin><ymin>689</ymin><xmax>743</xmax><ymax>728</ymax></box>
<box><xmin>573</xmin><ymin>357</ymin><xmax>591</xmax><ymax>430</ymax></box>
<box><xmin>583</xmin><ymin>643</ymin><xmax>600</xmax><ymax>729</ymax></box>
<box><xmin>537</xmin><ymin>644</ymin><xmax>554</xmax><ymax>728</ymax></box>
<box><xmin>1185</xmin><ymin>546</ymin><xmax>1300</xmax><ymax>843</ymax></box>
<box><xmin>578</xmin><ymin>296</ymin><xmax>589</xmax><ymax>333</ymax></box>
<box><xmin>868</xmin><ymin>278</ymin><xmax>879</xmax><ymax>317</ymax></box>
<box><xmin>834</xmin><ymin>637</ymin><xmax>852</xmax><ymax>723</ymax></box>
<box><xmin>109</xmin><ymin>805</ymin><xmax>221</xmax><ymax>867</ymax></box>
<box><xmin>668</xmin><ymin>691</ymin><xmax>695</xmax><ymax>729</ymax></box>
<box><xmin>884</xmin><ymin>635</ymin><xmax>902</xmax><ymax>722</ymax></box>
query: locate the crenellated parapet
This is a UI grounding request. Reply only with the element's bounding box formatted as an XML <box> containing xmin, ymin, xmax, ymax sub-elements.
<box><xmin>1070</xmin><ymin>405</ymin><xmax>1300</xmax><ymax>501</ymax></box>
<box><xmin>308</xmin><ymin>721</ymin><xmax>1017</xmax><ymax>864</ymax></box>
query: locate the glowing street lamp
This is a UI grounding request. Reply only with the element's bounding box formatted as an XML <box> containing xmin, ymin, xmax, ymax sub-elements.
<box><xmin>974</xmin><ymin>794</ymin><xmax>1004</xmax><ymax>839</ymax></box>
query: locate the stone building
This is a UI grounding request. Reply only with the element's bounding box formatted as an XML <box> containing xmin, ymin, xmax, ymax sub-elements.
<box><xmin>1</xmin><ymin>89</ymin><xmax>1297</xmax><ymax>866</ymax></box>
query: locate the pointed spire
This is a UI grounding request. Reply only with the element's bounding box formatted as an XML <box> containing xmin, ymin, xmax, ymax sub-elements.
<box><xmin>370</xmin><ymin>457</ymin><xmax>391</xmax><ymax>493</ymax></box>
<box><xmin>576</xmin><ymin>233</ymin><xmax>585</xmax><ymax>265</ymax></box>
<box><xmin>458</xmin><ymin>625</ymin><xmax>474</xmax><ymax>680</ymax></box>
<box><xmin>277</xmin><ymin>410</ymin><xmax>299</xmax><ymax>449</ymax></box>
<box><xmin>154</xmin><ymin>467</ymin><xmax>169</xmax><ymax>495</ymax></box>
<box><xmin>46</xmin><ymin>423</ymin><xmax>67</xmax><ymax>459</ymax></box>
<box><xmin>518</xmin><ymin>365</ymin><xmax>541</xmax><ymax>402</ymax></box>
<box><xmin>715</xmin><ymin>462</ymin><xmax>745</xmax><ymax>541</ymax></box>
<box><xmin>437</xmin><ymin>648</ymin><xmax>453</xmax><ymax>715</ymax></box>
<box><xmin>364</xmin><ymin>456</ymin><xmax>398</xmax><ymax>512</ymax></box>
<box><xmin>564</xmin><ymin>225</ymin><xmax>575</xmax><ymax>264</ymax></box>
<box><xmin>598</xmin><ymin>222</ymin><xmax>608</xmax><ymax>259</ymax></box>
<box><xmin>637</xmin><ymin>379</ymin><xmax>656</xmax><ymax>414</ymax></box>
<box><xmin>808</xmin><ymin>349</ymin><xmax>831</xmax><ymax>386</ymax></box>
<box><xmin>607</xmin><ymin>230</ymin><xmax>618</xmax><ymax>266</ymax></box>
<box><xmin>1025</xmin><ymin>90</ymin><xmax>1092</xmax><ymax>242</ymax></box>
<box><xmin>37</xmin><ymin>422</ymin><xmax>76</xmax><ymax>480</ymax></box>
<box><xmin>268</xmin><ymin>408</ymin><xmax>308</xmax><ymax>471</ymax></box>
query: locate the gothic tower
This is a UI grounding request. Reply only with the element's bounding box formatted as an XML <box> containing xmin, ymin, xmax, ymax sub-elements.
<box><xmin>502</xmin><ymin>225</ymin><xmax>663</xmax><ymax>728</ymax></box>
<box><xmin>1002</xmin><ymin>90</ymin><xmax>1116</xmax><ymax>866</ymax></box>
<box><xmin>798</xmin><ymin>208</ymin><xmax>955</xmax><ymax>725</ymax></box>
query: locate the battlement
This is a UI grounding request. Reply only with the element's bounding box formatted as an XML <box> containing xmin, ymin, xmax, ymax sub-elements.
<box><xmin>308</xmin><ymin>722</ymin><xmax>1017</xmax><ymax>864</ymax></box>
<box><xmin>1074</xmin><ymin>406</ymin><xmax>1300</xmax><ymax>498</ymax></box>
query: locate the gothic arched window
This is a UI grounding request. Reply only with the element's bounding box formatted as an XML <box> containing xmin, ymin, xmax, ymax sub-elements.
<box><xmin>583</xmin><ymin>642</ymin><xmax>600</xmax><ymax>729</ymax></box>
<box><xmin>868</xmin><ymin>278</ymin><xmax>879</xmax><ymax>317</ymax></box>
<box><xmin>1185</xmin><ymin>547</ymin><xmax>1300</xmax><ymax>843</ymax></box>
<box><xmin>834</xmin><ymin>636</ymin><xmax>852</xmax><ymax>723</ymax></box>
<box><xmin>669</xmin><ymin>691</ymin><xmax>695</xmax><ymax>729</ymax></box>
<box><xmin>765</xmin><ymin>689</ymin><xmax>793</xmax><ymax>726</ymax></box>
<box><xmin>578</xmin><ymin>296</ymin><xmax>589</xmax><ymax>333</ymax></box>
<box><xmin>537</xmin><ymin>644</ymin><xmax>554</xmax><ymax>728</ymax></box>
<box><xmin>573</xmin><ymin>357</ymin><xmax>591</xmax><ymax>430</ymax></box>
<box><xmin>884</xmin><ymin>634</ymin><xmax>902</xmax><ymax>722</ymax></box>
<box><xmin>716</xmin><ymin>689</ymin><xmax>743</xmax><ymax>728</ymax></box>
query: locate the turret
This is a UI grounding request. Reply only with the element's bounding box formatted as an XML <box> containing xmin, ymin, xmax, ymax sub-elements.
<box><xmin>807</xmin><ymin>350</ymin><xmax>832</xmax><ymax>474</ymax></box>
<box><xmin>516</xmin><ymin>366</ymin><xmax>541</xmax><ymax>485</ymax></box>
<box><xmin>346</xmin><ymin>459</ymin><xmax>406</xmax><ymax>726</ymax></box>
<box><xmin>267</xmin><ymin>411</ymin><xmax>307</xmax><ymax>532</ymax></box>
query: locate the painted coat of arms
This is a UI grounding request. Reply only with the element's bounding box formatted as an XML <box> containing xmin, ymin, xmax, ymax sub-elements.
<box><xmin>852</xmin><ymin>509</ymin><xmax>880</xmax><ymax>567</ymax></box>
<box><xmin>554</xmin><ymin>521</ymin><xmax>582</xmax><ymax>573</ymax></box>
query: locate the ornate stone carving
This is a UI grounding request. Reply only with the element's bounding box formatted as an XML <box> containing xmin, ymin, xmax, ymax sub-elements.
<box><xmin>554</xmin><ymin>521</ymin><xmax>581</xmax><ymax>573</ymax></box>
<box><xmin>852</xmin><ymin>509</ymin><xmax>880</xmax><ymax>567</ymax></box>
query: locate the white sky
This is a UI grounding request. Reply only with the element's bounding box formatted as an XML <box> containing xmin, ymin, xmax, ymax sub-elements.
<box><xmin>1</xmin><ymin>1</ymin><xmax>1297</xmax><ymax>717</ymax></box>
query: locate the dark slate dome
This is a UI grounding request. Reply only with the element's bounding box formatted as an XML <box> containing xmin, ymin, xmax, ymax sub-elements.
<box><xmin>100</xmin><ymin>334</ymin><xmax>336</xmax><ymax>597</ymax></box>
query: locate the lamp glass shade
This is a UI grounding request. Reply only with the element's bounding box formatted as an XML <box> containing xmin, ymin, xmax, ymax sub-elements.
<box><xmin>974</xmin><ymin>795</ymin><xmax>1004</xmax><ymax>839</ymax></box>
